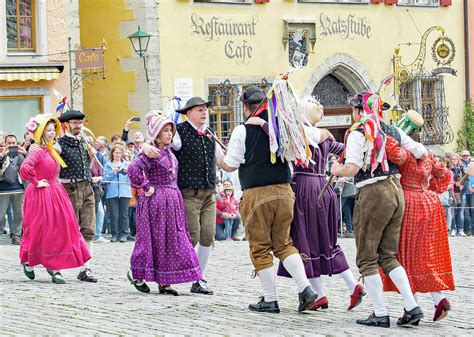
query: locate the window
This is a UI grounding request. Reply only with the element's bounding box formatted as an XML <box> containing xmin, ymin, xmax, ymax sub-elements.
<box><xmin>6</xmin><ymin>0</ymin><xmax>35</xmax><ymax>51</ymax></box>
<box><xmin>397</xmin><ymin>0</ymin><xmax>440</xmax><ymax>6</ymax></box>
<box><xmin>399</xmin><ymin>76</ymin><xmax>453</xmax><ymax>145</ymax></box>
<box><xmin>0</xmin><ymin>96</ymin><xmax>43</xmax><ymax>138</ymax></box>
<box><xmin>208</xmin><ymin>84</ymin><xmax>239</xmax><ymax>142</ymax></box>
<box><xmin>208</xmin><ymin>80</ymin><xmax>270</xmax><ymax>142</ymax></box>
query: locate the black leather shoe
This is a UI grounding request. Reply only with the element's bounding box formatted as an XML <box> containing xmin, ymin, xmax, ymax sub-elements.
<box><xmin>77</xmin><ymin>268</ymin><xmax>98</xmax><ymax>283</ymax></box>
<box><xmin>11</xmin><ymin>236</ymin><xmax>20</xmax><ymax>245</ymax></box>
<box><xmin>298</xmin><ymin>286</ymin><xmax>318</xmax><ymax>312</ymax></box>
<box><xmin>52</xmin><ymin>272</ymin><xmax>65</xmax><ymax>284</ymax></box>
<box><xmin>248</xmin><ymin>296</ymin><xmax>280</xmax><ymax>313</ymax></box>
<box><xmin>356</xmin><ymin>312</ymin><xmax>391</xmax><ymax>328</ymax></box>
<box><xmin>22</xmin><ymin>264</ymin><xmax>35</xmax><ymax>280</ymax></box>
<box><xmin>159</xmin><ymin>284</ymin><xmax>179</xmax><ymax>296</ymax></box>
<box><xmin>397</xmin><ymin>306</ymin><xmax>424</xmax><ymax>326</ymax></box>
<box><xmin>190</xmin><ymin>280</ymin><xmax>213</xmax><ymax>295</ymax></box>
<box><xmin>127</xmin><ymin>271</ymin><xmax>150</xmax><ymax>293</ymax></box>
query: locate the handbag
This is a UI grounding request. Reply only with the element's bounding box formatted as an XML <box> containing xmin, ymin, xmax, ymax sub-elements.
<box><xmin>453</xmin><ymin>192</ymin><xmax>461</xmax><ymax>206</ymax></box>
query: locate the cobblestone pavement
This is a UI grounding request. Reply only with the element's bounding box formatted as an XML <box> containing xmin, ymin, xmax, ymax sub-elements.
<box><xmin>0</xmin><ymin>233</ymin><xmax>473</xmax><ymax>336</ymax></box>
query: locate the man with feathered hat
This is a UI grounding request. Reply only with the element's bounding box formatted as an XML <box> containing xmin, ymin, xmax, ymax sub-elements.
<box><xmin>56</xmin><ymin>109</ymin><xmax>98</xmax><ymax>282</ymax></box>
<box><xmin>217</xmin><ymin>86</ymin><xmax>338</xmax><ymax>313</ymax></box>
<box><xmin>330</xmin><ymin>92</ymin><xmax>427</xmax><ymax>327</ymax></box>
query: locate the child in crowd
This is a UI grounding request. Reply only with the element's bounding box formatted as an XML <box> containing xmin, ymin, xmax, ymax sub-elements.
<box><xmin>217</xmin><ymin>181</ymin><xmax>239</xmax><ymax>241</ymax></box>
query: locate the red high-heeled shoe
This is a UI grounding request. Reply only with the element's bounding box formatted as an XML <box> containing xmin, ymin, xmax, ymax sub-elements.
<box><xmin>309</xmin><ymin>296</ymin><xmax>329</xmax><ymax>310</ymax></box>
<box><xmin>433</xmin><ymin>298</ymin><xmax>451</xmax><ymax>322</ymax></box>
<box><xmin>348</xmin><ymin>284</ymin><xmax>366</xmax><ymax>310</ymax></box>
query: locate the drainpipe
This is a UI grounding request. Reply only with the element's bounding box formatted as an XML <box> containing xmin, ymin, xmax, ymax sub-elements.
<box><xmin>464</xmin><ymin>0</ymin><xmax>470</xmax><ymax>101</ymax></box>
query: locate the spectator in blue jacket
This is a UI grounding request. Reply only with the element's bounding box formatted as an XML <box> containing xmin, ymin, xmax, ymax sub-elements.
<box><xmin>103</xmin><ymin>143</ymin><xmax>132</xmax><ymax>242</ymax></box>
<box><xmin>461</xmin><ymin>150</ymin><xmax>473</xmax><ymax>235</ymax></box>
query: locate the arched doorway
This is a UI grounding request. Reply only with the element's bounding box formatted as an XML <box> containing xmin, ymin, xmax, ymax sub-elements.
<box><xmin>312</xmin><ymin>74</ymin><xmax>353</xmax><ymax>142</ymax></box>
<box><xmin>304</xmin><ymin>54</ymin><xmax>376</xmax><ymax>142</ymax></box>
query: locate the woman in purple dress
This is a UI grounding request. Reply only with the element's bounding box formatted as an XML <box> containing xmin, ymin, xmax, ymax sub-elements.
<box><xmin>277</xmin><ymin>98</ymin><xmax>365</xmax><ymax>310</ymax></box>
<box><xmin>127</xmin><ymin>112</ymin><xmax>201</xmax><ymax>295</ymax></box>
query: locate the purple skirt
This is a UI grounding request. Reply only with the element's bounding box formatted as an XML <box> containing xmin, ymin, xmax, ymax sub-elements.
<box><xmin>278</xmin><ymin>174</ymin><xmax>350</xmax><ymax>278</ymax></box>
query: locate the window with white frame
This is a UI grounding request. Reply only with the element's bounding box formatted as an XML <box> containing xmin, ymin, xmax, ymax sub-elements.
<box><xmin>6</xmin><ymin>0</ymin><xmax>36</xmax><ymax>51</ymax></box>
<box><xmin>397</xmin><ymin>0</ymin><xmax>440</xmax><ymax>6</ymax></box>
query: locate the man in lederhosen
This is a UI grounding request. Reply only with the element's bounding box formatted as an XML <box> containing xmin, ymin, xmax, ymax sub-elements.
<box><xmin>143</xmin><ymin>99</ymin><xmax>222</xmax><ymax>295</ymax></box>
<box><xmin>57</xmin><ymin>110</ymin><xmax>98</xmax><ymax>282</ymax></box>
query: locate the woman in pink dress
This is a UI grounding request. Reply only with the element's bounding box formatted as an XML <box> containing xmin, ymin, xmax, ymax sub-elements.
<box><xmin>19</xmin><ymin>114</ymin><xmax>91</xmax><ymax>284</ymax></box>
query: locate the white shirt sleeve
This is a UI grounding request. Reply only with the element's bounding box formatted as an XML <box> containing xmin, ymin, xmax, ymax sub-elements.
<box><xmin>223</xmin><ymin>125</ymin><xmax>246</xmax><ymax>168</ymax></box>
<box><xmin>304</xmin><ymin>125</ymin><xmax>321</xmax><ymax>147</ymax></box>
<box><xmin>344</xmin><ymin>131</ymin><xmax>365</xmax><ymax>169</ymax></box>
<box><xmin>171</xmin><ymin>130</ymin><xmax>182</xmax><ymax>151</ymax></box>
<box><xmin>215</xmin><ymin>142</ymin><xmax>223</xmax><ymax>158</ymax></box>
<box><xmin>396</xmin><ymin>127</ymin><xmax>427</xmax><ymax>159</ymax></box>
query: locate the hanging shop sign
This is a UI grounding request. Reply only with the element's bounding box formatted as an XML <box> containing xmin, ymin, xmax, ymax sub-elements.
<box><xmin>432</xmin><ymin>67</ymin><xmax>457</xmax><ymax>76</ymax></box>
<box><xmin>75</xmin><ymin>49</ymin><xmax>104</xmax><ymax>69</ymax></box>
<box><xmin>432</xmin><ymin>36</ymin><xmax>456</xmax><ymax>66</ymax></box>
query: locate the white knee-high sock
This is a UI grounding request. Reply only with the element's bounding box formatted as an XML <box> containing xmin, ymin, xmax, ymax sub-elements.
<box><xmin>86</xmin><ymin>241</ymin><xmax>93</xmax><ymax>255</ymax></box>
<box><xmin>196</xmin><ymin>243</ymin><xmax>212</xmax><ymax>279</ymax></box>
<box><xmin>430</xmin><ymin>291</ymin><xmax>445</xmax><ymax>306</ymax></box>
<box><xmin>258</xmin><ymin>267</ymin><xmax>278</xmax><ymax>302</ymax></box>
<box><xmin>25</xmin><ymin>265</ymin><xmax>34</xmax><ymax>272</ymax></box>
<box><xmin>309</xmin><ymin>277</ymin><xmax>325</xmax><ymax>300</ymax></box>
<box><xmin>413</xmin><ymin>292</ymin><xmax>419</xmax><ymax>304</ymax></box>
<box><xmin>339</xmin><ymin>269</ymin><xmax>357</xmax><ymax>294</ymax></box>
<box><xmin>364</xmin><ymin>274</ymin><xmax>388</xmax><ymax>316</ymax></box>
<box><xmin>82</xmin><ymin>241</ymin><xmax>93</xmax><ymax>270</ymax></box>
<box><xmin>388</xmin><ymin>266</ymin><xmax>418</xmax><ymax>311</ymax></box>
<box><xmin>282</xmin><ymin>254</ymin><xmax>310</xmax><ymax>292</ymax></box>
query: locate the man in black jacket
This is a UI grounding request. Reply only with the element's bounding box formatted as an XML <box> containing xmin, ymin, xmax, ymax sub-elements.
<box><xmin>218</xmin><ymin>86</ymin><xmax>318</xmax><ymax>313</ymax></box>
<box><xmin>57</xmin><ymin>110</ymin><xmax>98</xmax><ymax>282</ymax></box>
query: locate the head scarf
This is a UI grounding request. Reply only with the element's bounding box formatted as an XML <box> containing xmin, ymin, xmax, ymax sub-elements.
<box><xmin>26</xmin><ymin>114</ymin><xmax>67</xmax><ymax>168</ymax></box>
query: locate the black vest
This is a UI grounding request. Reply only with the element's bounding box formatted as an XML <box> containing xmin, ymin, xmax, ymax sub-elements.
<box><xmin>174</xmin><ymin>121</ymin><xmax>216</xmax><ymax>189</ymax></box>
<box><xmin>58</xmin><ymin>136</ymin><xmax>92</xmax><ymax>180</ymax></box>
<box><xmin>239</xmin><ymin>111</ymin><xmax>291</xmax><ymax>190</ymax></box>
<box><xmin>353</xmin><ymin>123</ymin><xmax>401</xmax><ymax>185</ymax></box>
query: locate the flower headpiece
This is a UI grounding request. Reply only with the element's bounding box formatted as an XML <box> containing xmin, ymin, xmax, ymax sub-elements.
<box><xmin>26</xmin><ymin>118</ymin><xmax>40</xmax><ymax>134</ymax></box>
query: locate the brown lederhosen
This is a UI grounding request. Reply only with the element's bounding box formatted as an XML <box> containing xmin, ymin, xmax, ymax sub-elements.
<box><xmin>181</xmin><ymin>187</ymin><xmax>216</xmax><ymax>247</ymax></box>
<box><xmin>240</xmin><ymin>183</ymin><xmax>299</xmax><ymax>271</ymax></box>
<box><xmin>353</xmin><ymin>176</ymin><xmax>405</xmax><ymax>276</ymax></box>
<box><xmin>63</xmin><ymin>180</ymin><xmax>96</xmax><ymax>242</ymax></box>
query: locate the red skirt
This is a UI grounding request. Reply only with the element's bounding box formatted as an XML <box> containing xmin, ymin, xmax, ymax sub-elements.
<box><xmin>382</xmin><ymin>188</ymin><xmax>455</xmax><ymax>293</ymax></box>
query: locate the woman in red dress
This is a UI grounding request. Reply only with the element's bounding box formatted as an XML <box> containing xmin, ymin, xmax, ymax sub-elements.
<box><xmin>381</xmin><ymin>124</ymin><xmax>454</xmax><ymax>323</ymax></box>
<box><xmin>19</xmin><ymin>114</ymin><xmax>91</xmax><ymax>284</ymax></box>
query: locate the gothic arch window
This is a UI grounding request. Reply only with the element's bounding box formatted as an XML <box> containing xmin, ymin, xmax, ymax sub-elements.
<box><xmin>312</xmin><ymin>74</ymin><xmax>352</xmax><ymax>107</ymax></box>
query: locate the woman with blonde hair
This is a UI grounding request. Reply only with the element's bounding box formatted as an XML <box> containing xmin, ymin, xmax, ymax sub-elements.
<box><xmin>19</xmin><ymin>114</ymin><xmax>91</xmax><ymax>283</ymax></box>
<box><xmin>103</xmin><ymin>142</ymin><xmax>132</xmax><ymax>242</ymax></box>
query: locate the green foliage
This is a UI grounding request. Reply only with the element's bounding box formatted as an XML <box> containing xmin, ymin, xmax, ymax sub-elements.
<box><xmin>456</xmin><ymin>99</ymin><xmax>474</xmax><ymax>152</ymax></box>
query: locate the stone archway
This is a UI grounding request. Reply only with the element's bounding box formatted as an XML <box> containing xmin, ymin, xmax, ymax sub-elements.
<box><xmin>303</xmin><ymin>53</ymin><xmax>377</xmax><ymax>99</ymax></box>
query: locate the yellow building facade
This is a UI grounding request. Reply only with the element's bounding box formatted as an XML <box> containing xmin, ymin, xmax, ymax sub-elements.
<box><xmin>80</xmin><ymin>0</ymin><xmax>465</xmax><ymax>151</ymax></box>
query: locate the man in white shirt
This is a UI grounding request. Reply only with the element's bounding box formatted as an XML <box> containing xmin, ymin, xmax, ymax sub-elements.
<box><xmin>330</xmin><ymin>93</ymin><xmax>426</xmax><ymax>328</ymax></box>
<box><xmin>217</xmin><ymin>86</ymin><xmax>335</xmax><ymax>314</ymax></box>
<box><xmin>143</xmin><ymin>98</ymin><xmax>222</xmax><ymax>295</ymax></box>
